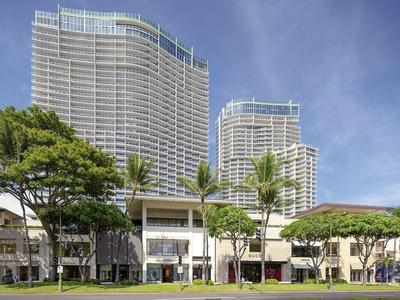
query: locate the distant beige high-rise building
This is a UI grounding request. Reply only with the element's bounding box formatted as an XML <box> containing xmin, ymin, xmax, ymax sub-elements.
<box><xmin>31</xmin><ymin>7</ymin><xmax>209</xmax><ymax>209</ymax></box>
<box><xmin>216</xmin><ymin>98</ymin><xmax>317</xmax><ymax>216</ymax></box>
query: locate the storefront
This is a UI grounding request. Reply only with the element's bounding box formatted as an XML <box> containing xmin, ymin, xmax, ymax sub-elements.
<box><xmin>291</xmin><ymin>263</ymin><xmax>317</xmax><ymax>282</ymax></box>
<box><xmin>228</xmin><ymin>262</ymin><xmax>282</xmax><ymax>283</ymax></box>
<box><xmin>147</xmin><ymin>263</ymin><xmax>189</xmax><ymax>283</ymax></box>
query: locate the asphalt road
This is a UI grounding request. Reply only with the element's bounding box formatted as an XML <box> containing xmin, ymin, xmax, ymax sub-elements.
<box><xmin>1</xmin><ymin>292</ymin><xmax>400</xmax><ymax>300</ymax></box>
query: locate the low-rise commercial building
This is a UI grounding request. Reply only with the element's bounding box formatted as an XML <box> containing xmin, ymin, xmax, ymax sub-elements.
<box><xmin>0</xmin><ymin>194</ymin><xmax>397</xmax><ymax>284</ymax></box>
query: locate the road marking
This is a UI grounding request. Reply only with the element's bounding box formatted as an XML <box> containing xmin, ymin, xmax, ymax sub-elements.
<box><xmin>153</xmin><ymin>297</ymin><xmax>237</xmax><ymax>300</ymax></box>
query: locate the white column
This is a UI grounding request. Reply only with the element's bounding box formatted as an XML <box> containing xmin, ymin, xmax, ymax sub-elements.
<box><xmin>188</xmin><ymin>208</ymin><xmax>193</xmax><ymax>283</ymax></box>
<box><xmin>142</xmin><ymin>204</ymin><xmax>147</xmax><ymax>283</ymax></box>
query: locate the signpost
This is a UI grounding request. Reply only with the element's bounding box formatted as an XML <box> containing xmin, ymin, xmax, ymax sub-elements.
<box><xmin>57</xmin><ymin>266</ymin><xmax>63</xmax><ymax>274</ymax></box>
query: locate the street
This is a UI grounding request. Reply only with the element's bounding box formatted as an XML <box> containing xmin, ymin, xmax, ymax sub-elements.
<box><xmin>1</xmin><ymin>292</ymin><xmax>400</xmax><ymax>300</ymax></box>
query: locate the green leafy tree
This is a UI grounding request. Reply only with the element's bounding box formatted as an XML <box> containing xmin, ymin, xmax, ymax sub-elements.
<box><xmin>280</xmin><ymin>214</ymin><xmax>344</xmax><ymax>283</ymax></box>
<box><xmin>0</xmin><ymin>110</ymin><xmax>33</xmax><ymax>287</ymax></box>
<box><xmin>179</xmin><ymin>160</ymin><xmax>229</xmax><ymax>285</ymax></box>
<box><xmin>338</xmin><ymin>213</ymin><xmax>400</xmax><ymax>285</ymax></box>
<box><xmin>113</xmin><ymin>153</ymin><xmax>160</xmax><ymax>283</ymax></box>
<box><xmin>208</xmin><ymin>206</ymin><xmax>256</xmax><ymax>285</ymax></box>
<box><xmin>0</xmin><ymin>106</ymin><xmax>122</xmax><ymax>281</ymax></box>
<box><xmin>38</xmin><ymin>200</ymin><xmax>133</xmax><ymax>283</ymax></box>
<box><xmin>242</xmin><ymin>151</ymin><xmax>298</xmax><ymax>283</ymax></box>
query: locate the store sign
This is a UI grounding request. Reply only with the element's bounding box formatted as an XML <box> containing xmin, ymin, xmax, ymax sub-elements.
<box><xmin>248</xmin><ymin>253</ymin><xmax>261</xmax><ymax>259</ymax></box>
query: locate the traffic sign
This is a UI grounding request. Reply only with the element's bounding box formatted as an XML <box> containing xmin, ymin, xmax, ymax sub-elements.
<box><xmin>178</xmin><ymin>266</ymin><xmax>183</xmax><ymax>274</ymax></box>
<box><xmin>57</xmin><ymin>266</ymin><xmax>63</xmax><ymax>274</ymax></box>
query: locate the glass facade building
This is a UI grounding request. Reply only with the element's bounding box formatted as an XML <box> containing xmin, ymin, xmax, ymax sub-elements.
<box><xmin>32</xmin><ymin>7</ymin><xmax>209</xmax><ymax>209</ymax></box>
<box><xmin>216</xmin><ymin>98</ymin><xmax>317</xmax><ymax>216</ymax></box>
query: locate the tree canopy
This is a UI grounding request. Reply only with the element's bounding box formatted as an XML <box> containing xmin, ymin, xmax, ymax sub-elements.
<box><xmin>280</xmin><ymin>213</ymin><xmax>346</xmax><ymax>283</ymax></box>
<box><xmin>0</xmin><ymin>105</ymin><xmax>122</xmax><ymax>281</ymax></box>
<box><xmin>208</xmin><ymin>205</ymin><xmax>256</xmax><ymax>285</ymax></box>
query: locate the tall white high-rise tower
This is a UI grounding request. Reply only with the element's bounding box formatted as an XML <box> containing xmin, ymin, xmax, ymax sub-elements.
<box><xmin>32</xmin><ymin>7</ymin><xmax>209</xmax><ymax>209</ymax></box>
<box><xmin>216</xmin><ymin>98</ymin><xmax>317</xmax><ymax>216</ymax></box>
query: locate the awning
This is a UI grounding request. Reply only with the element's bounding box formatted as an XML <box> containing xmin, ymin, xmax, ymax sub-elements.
<box><xmin>292</xmin><ymin>263</ymin><xmax>314</xmax><ymax>269</ymax></box>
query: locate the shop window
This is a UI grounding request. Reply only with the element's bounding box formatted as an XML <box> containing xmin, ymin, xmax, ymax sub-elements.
<box><xmin>147</xmin><ymin>264</ymin><xmax>162</xmax><ymax>282</ymax></box>
<box><xmin>350</xmin><ymin>243</ymin><xmax>362</xmax><ymax>256</ymax></box>
<box><xmin>326</xmin><ymin>242</ymin><xmax>339</xmax><ymax>256</ymax></box>
<box><xmin>147</xmin><ymin>239</ymin><xmax>189</xmax><ymax>256</ymax></box>
<box><xmin>350</xmin><ymin>269</ymin><xmax>362</xmax><ymax>282</ymax></box>
<box><xmin>0</xmin><ymin>239</ymin><xmax>16</xmax><ymax>254</ymax></box>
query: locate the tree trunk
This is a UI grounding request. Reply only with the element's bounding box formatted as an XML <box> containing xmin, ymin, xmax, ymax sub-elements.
<box><xmin>205</xmin><ymin>229</ymin><xmax>209</xmax><ymax>282</ymax></box>
<box><xmin>261</xmin><ymin>207</ymin><xmax>271</xmax><ymax>284</ymax></box>
<box><xmin>79</xmin><ymin>256</ymin><xmax>85</xmax><ymax>284</ymax></box>
<box><xmin>19</xmin><ymin>184</ymin><xmax>33</xmax><ymax>288</ymax></box>
<box><xmin>201</xmin><ymin>201</ymin><xmax>206</xmax><ymax>285</ymax></box>
<box><xmin>232</xmin><ymin>242</ymin><xmax>239</xmax><ymax>285</ymax></box>
<box><xmin>40</xmin><ymin>220</ymin><xmax>57</xmax><ymax>282</ymax></box>
<box><xmin>362</xmin><ymin>265</ymin><xmax>367</xmax><ymax>286</ymax></box>
<box><xmin>315</xmin><ymin>267</ymin><xmax>319</xmax><ymax>284</ymax></box>
<box><xmin>115</xmin><ymin>231</ymin><xmax>123</xmax><ymax>283</ymax></box>
<box><xmin>260</xmin><ymin>206</ymin><xmax>265</xmax><ymax>284</ymax></box>
<box><xmin>386</xmin><ymin>265</ymin><xmax>389</xmax><ymax>284</ymax></box>
<box><xmin>392</xmin><ymin>239</ymin><xmax>396</xmax><ymax>284</ymax></box>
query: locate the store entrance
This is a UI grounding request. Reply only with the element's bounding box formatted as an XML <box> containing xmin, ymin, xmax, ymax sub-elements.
<box><xmin>162</xmin><ymin>265</ymin><xmax>173</xmax><ymax>282</ymax></box>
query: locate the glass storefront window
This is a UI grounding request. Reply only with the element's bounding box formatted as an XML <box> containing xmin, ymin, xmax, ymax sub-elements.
<box><xmin>148</xmin><ymin>240</ymin><xmax>163</xmax><ymax>256</ymax></box>
<box><xmin>147</xmin><ymin>264</ymin><xmax>162</xmax><ymax>282</ymax></box>
<box><xmin>99</xmin><ymin>265</ymin><xmax>112</xmax><ymax>282</ymax></box>
<box><xmin>163</xmin><ymin>240</ymin><xmax>174</xmax><ymax>256</ymax></box>
<box><xmin>173</xmin><ymin>264</ymin><xmax>189</xmax><ymax>282</ymax></box>
<box><xmin>0</xmin><ymin>239</ymin><xmax>16</xmax><ymax>254</ymax></box>
<box><xmin>147</xmin><ymin>239</ymin><xmax>189</xmax><ymax>256</ymax></box>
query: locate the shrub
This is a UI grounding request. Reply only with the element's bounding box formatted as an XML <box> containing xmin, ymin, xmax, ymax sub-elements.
<box><xmin>303</xmin><ymin>279</ymin><xmax>316</xmax><ymax>284</ymax></box>
<box><xmin>207</xmin><ymin>280</ymin><xmax>214</xmax><ymax>286</ymax></box>
<box><xmin>43</xmin><ymin>278</ymin><xmax>49</xmax><ymax>282</ymax></box>
<box><xmin>88</xmin><ymin>279</ymin><xmax>101</xmax><ymax>285</ymax></box>
<box><xmin>265</xmin><ymin>278</ymin><xmax>279</xmax><ymax>284</ymax></box>
<box><xmin>319</xmin><ymin>279</ymin><xmax>327</xmax><ymax>284</ymax></box>
<box><xmin>120</xmin><ymin>279</ymin><xmax>135</xmax><ymax>285</ymax></box>
<box><xmin>192</xmin><ymin>279</ymin><xmax>202</xmax><ymax>285</ymax></box>
<box><xmin>62</xmin><ymin>278</ymin><xmax>80</xmax><ymax>282</ymax></box>
<box><xmin>333</xmin><ymin>278</ymin><xmax>347</xmax><ymax>284</ymax></box>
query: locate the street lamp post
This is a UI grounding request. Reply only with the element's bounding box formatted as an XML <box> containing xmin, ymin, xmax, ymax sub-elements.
<box><xmin>238</xmin><ymin>214</ymin><xmax>241</xmax><ymax>289</ymax></box>
<box><xmin>328</xmin><ymin>222</ymin><xmax>333</xmax><ymax>290</ymax></box>
<box><xmin>58</xmin><ymin>205</ymin><xmax>63</xmax><ymax>293</ymax></box>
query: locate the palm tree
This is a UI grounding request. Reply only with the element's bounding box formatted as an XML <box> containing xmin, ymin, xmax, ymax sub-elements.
<box><xmin>114</xmin><ymin>153</ymin><xmax>160</xmax><ymax>283</ymax></box>
<box><xmin>198</xmin><ymin>204</ymin><xmax>218</xmax><ymax>282</ymax></box>
<box><xmin>0</xmin><ymin>118</ymin><xmax>33</xmax><ymax>288</ymax></box>
<box><xmin>242</xmin><ymin>151</ymin><xmax>299</xmax><ymax>284</ymax></box>
<box><xmin>179</xmin><ymin>160</ymin><xmax>229</xmax><ymax>285</ymax></box>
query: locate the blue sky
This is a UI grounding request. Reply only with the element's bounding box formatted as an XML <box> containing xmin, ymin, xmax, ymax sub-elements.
<box><xmin>1</xmin><ymin>0</ymin><xmax>400</xmax><ymax>206</ymax></box>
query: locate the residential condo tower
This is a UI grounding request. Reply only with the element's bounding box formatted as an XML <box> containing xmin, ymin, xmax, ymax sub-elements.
<box><xmin>32</xmin><ymin>7</ymin><xmax>209</xmax><ymax>208</ymax></box>
<box><xmin>216</xmin><ymin>98</ymin><xmax>317</xmax><ymax>216</ymax></box>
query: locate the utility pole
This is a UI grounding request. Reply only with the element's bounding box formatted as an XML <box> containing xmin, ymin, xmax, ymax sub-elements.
<box><xmin>58</xmin><ymin>205</ymin><xmax>63</xmax><ymax>293</ymax></box>
<box><xmin>328</xmin><ymin>222</ymin><xmax>333</xmax><ymax>290</ymax></box>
